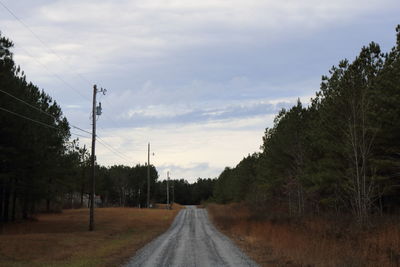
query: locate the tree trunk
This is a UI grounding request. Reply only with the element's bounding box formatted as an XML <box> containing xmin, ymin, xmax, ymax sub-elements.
<box><xmin>11</xmin><ymin>186</ymin><xmax>17</xmax><ymax>222</ymax></box>
<box><xmin>22</xmin><ymin>196</ymin><xmax>28</xmax><ymax>220</ymax></box>
<box><xmin>3</xmin><ymin>184</ymin><xmax>10</xmax><ymax>223</ymax></box>
<box><xmin>46</xmin><ymin>177</ymin><xmax>52</xmax><ymax>212</ymax></box>
<box><xmin>80</xmin><ymin>182</ymin><xmax>84</xmax><ymax>208</ymax></box>
<box><xmin>46</xmin><ymin>198</ymin><xmax>50</xmax><ymax>213</ymax></box>
<box><xmin>346</xmin><ymin>89</ymin><xmax>375</xmax><ymax>224</ymax></box>
<box><xmin>0</xmin><ymin>179</ymin><xmax>3</xmax><ymax>222</ymax></box>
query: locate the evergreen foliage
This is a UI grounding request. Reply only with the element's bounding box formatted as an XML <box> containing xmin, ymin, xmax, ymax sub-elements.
<box><xmin>0</xmin><ymin>32</ymin><xmax>80</xmax><ymax>220</ymax></box>
<box><xmin>212</xmin><ymin>26</ymin><xmax>400</xmax><ymax>222</ymax></box>
<box><xmin>0</xmin><ymin>32</ymin><xmax>214</xmax><ymax>218</ymax></box>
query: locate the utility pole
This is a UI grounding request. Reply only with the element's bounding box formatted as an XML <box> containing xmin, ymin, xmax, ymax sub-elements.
<box><xmin>172</xmin><ymin>181</ymin><xmax>175</xmax><ymax>205</ymax></box>
<box><xmin>89</xmin><ymin>84</ymin><xmax>106</xmax><ymax>231</ymax></box>
<box><xmin>166</xmin><ymin>171</ymin><xmax>170</xmax><ymax>209</ymax></box>
<box><xmin>147</xmin><ymin>142</ymin><xmax>150</xmax><ymax>208</ymax></box>
<box><xmin>138</xmin><ymin>188</ymin><xmax>141</xmax><ymax>208</ymax></box>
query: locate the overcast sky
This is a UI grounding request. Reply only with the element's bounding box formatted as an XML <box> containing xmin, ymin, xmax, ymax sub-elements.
<box><xmin>1</xmin><ymin>0</ymin><xmax>399</xmax><ymax>182</ymax></box>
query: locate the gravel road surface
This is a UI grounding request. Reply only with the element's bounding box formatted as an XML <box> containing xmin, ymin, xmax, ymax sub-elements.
<box><xmin>125</xmin><ymin>205</ymin><xmax>258</xmax><ymax>267</ymax></box>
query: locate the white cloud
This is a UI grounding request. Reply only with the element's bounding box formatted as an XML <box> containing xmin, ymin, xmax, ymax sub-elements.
<box><xmin>157</xmin><ymin>163</ymin><xmax>219</xmax><ymax>181</ymax></box>
<box><xmin>79</xmin><ymin>114</ymin><xmax>273</xmax><ymax>182</ymax></box>
<box><xmin>3</xmin><ymin>0</ymin><xmax>396</xmax><ymax>78</ymax></box>
<box><xmin>1</xmin><ymin>0</ymin><xmax>398</xmax><ymax>181</ymax></box>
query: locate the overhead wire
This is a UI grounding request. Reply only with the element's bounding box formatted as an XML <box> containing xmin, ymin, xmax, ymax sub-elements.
<box><xmin>0</xmin><ymin>92</ymin><xmax>135</xmax><ymax>164</ymax></box>
<box><xmin>0</xmin><ymin>105</ymin><xmax>133</xmax><ymax>164</ymax></box>
<box><xmin>71</xmin><ymin>131</ymin><xmax>91</xmax><ymax>139</ymax></box>
<box><xmin>0</xmin><ymin>88</ymin><xmax>59</xmax><ymax>120</ymax></box>
<box><xmin>11</xmin><ymin>42</ymin><xmax>91</xmax><ymax>101</ymax></box>
<box><xmin>0</xmin><ymin>1</ymin><xmax>125</xmax><ymax>129</ymax></box>
<box><xmin>96</xmin><ymin>137</ymin><xmax>132</xmax><ymax>163</ymax></box>
<box><xmin>0</xmin><ymin>1</ymin><xmax>151</xmax><ymax>164</ymax></box>
<box><xmin>97</xmin><ymin>125</ymin><xmax>147</xmax><ymax>152</ymax></box>
<box><xmin>0</xmin><ymin>106</ymin><xmax>92</xmax><ymax>146</ymax></box>
<box><xmin>0</xmin><ymin>88</ymin><xmax>92</xmax><ymax>135</ymax></box>
<box><xmin>1</xmin><ymin>93</ymin><xmax>167</xmax><ymax>165</ymax></box>
<box><xmin>0</xmin><ymin>106</ymin><xmax>89</xmax><ymax>139</ymax></box>
<box><xmin>0</xmin><ymin>105</ymin><xmax>60</xmax><ymax>130</ymax></box>
<box><xmin>0</xmin><ymin>0</ymin><xmax>94</xmax><ymax>90</ymax></box>
<box><xmin>96</xmin><ymin>136</ymin><xmax>130</xmax><ymax>160</ymax></box>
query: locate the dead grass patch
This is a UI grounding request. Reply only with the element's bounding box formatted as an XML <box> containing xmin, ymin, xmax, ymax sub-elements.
<box><xmin>153</xmin><ymin>202</ymin><xmax>184</xmax><ymax>210</ymax></box>
<box><xmin>0</xmin><ymin>207</ymin><xmax>180</xmax><ymax>267</ymax></box>
<box><xmin>207</xmin><ymin>203</ymin><xmax>400</xmax><ymax>267</ymax></box>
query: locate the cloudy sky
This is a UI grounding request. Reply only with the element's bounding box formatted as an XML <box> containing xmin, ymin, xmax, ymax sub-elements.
<box><xmin>1</xmin><ymin>0</ymin><xmax>399</xmax><ymax>182</ymax></box>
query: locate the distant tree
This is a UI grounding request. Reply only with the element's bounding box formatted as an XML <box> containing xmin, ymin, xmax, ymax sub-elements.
<box><xmin>0</xmin><ymin>32</ymin><xmax>72</xmax><ymax>221</ymax></box>
<box><xmin>212</xmin><ymin>25</ymin><xmax>400</xmax><ymax>223</ymax></box>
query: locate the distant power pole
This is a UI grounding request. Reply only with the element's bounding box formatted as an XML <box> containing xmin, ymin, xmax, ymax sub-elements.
<box><xmin>166</xmin><ymin>171</ymin><xmax>170</xmax><ymax>209</ymax></box>
<box><xmin>147</xmin><ymin>142</ymin><xmax>150</xmax><ymax>208</ymax></box>
<box><xmin>89</xmin><ymin>84</ymin><xmax>106</xmax><ymax>232</ymax></box>
<box><xmin>138</xmin><ymin>188</ymin><xmax>141</xmax><ymax>208</ymax></box>
<box><xmin>172</xmin><ymin>181</ymin><xmax>175</xmax><ymax>204</ymax></box>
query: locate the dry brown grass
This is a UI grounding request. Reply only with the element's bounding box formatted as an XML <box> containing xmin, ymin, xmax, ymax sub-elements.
<box><xmin>207</xmin><ymin>203</ymin><xmax>400</xmax><ymax>267</ymax></box>
<box><xmin>153</xmin><ymin>202</ymin><xmax>184</xmax><ymax>210</ymax></box>
<box><xmin>0</xmin><ymin>207</ymin><xmax>181</xmax><ymax>267</ymax></box>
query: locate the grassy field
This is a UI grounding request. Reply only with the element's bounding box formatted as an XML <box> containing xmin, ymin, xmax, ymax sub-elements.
<box><xmin>0</xmin><ymin>205</ymin><xmax>182</xmax><ymax>267</ymax></box>
<box><xmin>207</xmin><ymin>203</ymin><xmax>400</xmax><ymax>267</ymax></box>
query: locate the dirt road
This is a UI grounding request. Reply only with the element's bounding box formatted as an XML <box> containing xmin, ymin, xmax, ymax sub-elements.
<box><xmin>125</xmin><ymin>206</ymin><xmax>258</xmax><ymax>267</ymax></box>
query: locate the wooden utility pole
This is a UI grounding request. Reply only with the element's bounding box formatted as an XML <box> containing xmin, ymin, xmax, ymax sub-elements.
<box><xmin>172</xmin><ymin>181</ymin><xmax>175</xmax><ymax>204</ymax></box>
<box><xmin>167</xmin><ymin>171</ymin><xmax>170</xmax><ymax>209</ymax></box>
<box><xmin>138</xmin><ymin>188</ymin><xmax>141</xmax><ymax>208</ymax></box>
<box><xmin>147</xmin><ymin>142</ymin><xmax>150</xmax><ymax>208</ymax></box>
<box><xmin>89</xmin><ymin>84</ymin><xmax>106</xmax><ymax>231</ymax></box>
<box><xmin>89</xmin><ymin>85</ymin><xmax>97</xmax><ymax>231</ymax></box>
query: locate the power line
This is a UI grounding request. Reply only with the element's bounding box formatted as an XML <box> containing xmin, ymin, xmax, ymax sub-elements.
<box><xmin>0</xmin><ymin>88</ymin><xmax>57</xmax><ymax>120</ymax></box>
<box><xmin>0</xmin><ymin>0</ymin><xmax>91</xmax><ymax>100</ymax></box>
<box><xmin>0</xmin><ymin>1</ymin><xmax>126</xmax><ymax>130</ymax></box>
<box><xmin>0</xmin><ymin>1</ymin><xmax>48</xmax><ymax>50</ymax></box>
<box><xmin>71</xmin><ymin>125</ymin><xmax>92</xmax><ymax>135</ymax></box>
<box><xmin>96</xmin><ymin>137</ymin><xmax>130</xmax><ymax>161</ymax></box>
<box><xmin>0</xmin><ymin>2</ymin><xmax>149</xmax><ymax>159</ymax></box>
<box><xmin>97</xmin><ymin>127</ymin><xmax>142</xmax><ymax>148</ymax></box>
<box><xmin>97</xmin><ymin>126</ymin><xmax>147</xmax><ymax>152</ymax></box>
<box><xmin>1</xmin><ymin>1</ymin><xmax>135</xmax><ymax>133</ymax></box>
<box><xmin>96</xmin><ymin>136</ymin><xmax>131</xmax><ymax>162</ymax></box>
<box><xmin>0</xmin><ymin>0</ymin><xmax>93</xmax><ymax>88</ymax></box>
<box><xmin>0</xmin><ymin>106</ymin><xmax>129</xmax><ymax>162</ymax></box>
<box><xmin>1</xmin><ymin>96</ymin><xmax>153</xmax><ymax>165</ymax></box>
<box><xmin>0</xmin><ymin>105</ymin><xmax>59</xmax><ymax>130</ymax></box>
<box><xmin>0</xmin><ymin>106</ymin><xmax>92</xmax><ymax>141</ymax></box>
<box><xmin>1</xmin><ymin>4</ymin><xmax>126</xmax><ymax>132</ymax></box>
<box><xmin>16</xmin><ymin>36</ymin><xmax>124</xmax><ymax>132</ymax></box>
<box><xmin>11</xmin><ymin>42</ymin><xmax>91</xmax><ymax>101</ymax></box>
<box><xmin>0</xmin><ymin>86</ymin><xmax>136</xmax><ymax>167</ymax></box>
<box><xmin>71</xmin><ymin>131</ymin><xmax>91</xmax><ymax>139</ymax></box>
<box><xmin>96</xmin><ymin>140</ymin><xmax>130</xmax><ymax>163</ymax></box>
<box><xmin>0</xmin><ymin>0</ymin><xmax>105</xmax><ymax>109</ymax></box>
<box><xmin>0</xmin><ymin>88</ymin><xmax>92</xmax><ymax>135</ymax></box>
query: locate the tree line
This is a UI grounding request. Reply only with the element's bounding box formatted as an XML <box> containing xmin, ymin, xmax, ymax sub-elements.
<box><xmin>0</xmin><ymin>32</ymin><xmax>214</xmax><ymax>223</ymax></box>
<box><xmin>154</xmin><ymin>178</ymin><xmax>215</xmax><ymax>205</ymax></box>
<box><xmin>212</xmin><ymin>26</ymin><xmax>400</xmax><ymax>223</ymax></box>
<box><xmin>0</xmin><ymin>33</ymin><xmax>77</xmax><ymax>222</ymax></box>
<box><xmin>93</xmin><ymin>165</ymin><xmax>214</xmax><ymax>207</ymax></box>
